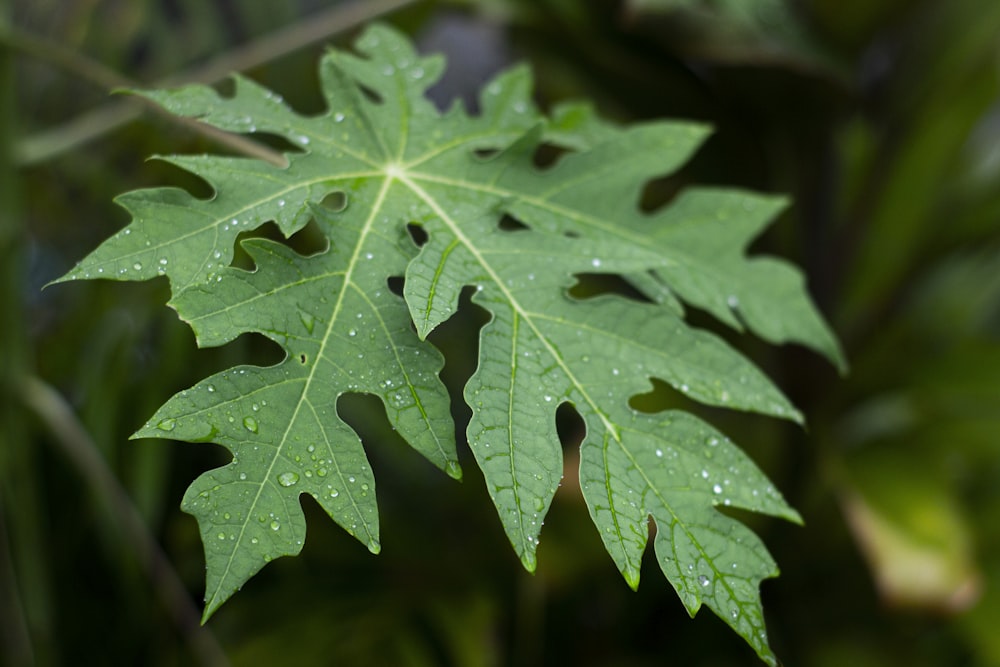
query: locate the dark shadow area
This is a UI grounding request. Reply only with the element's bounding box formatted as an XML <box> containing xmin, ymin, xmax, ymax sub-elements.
<box><xmin>497</xmin><ymin>214</ymin><xmax>529</xmax><ymax>232</ymax></box>
<box><xmin>567</xmin><ymin>272</ymin><xmax>656</xmax><ymax>304</ymax></box>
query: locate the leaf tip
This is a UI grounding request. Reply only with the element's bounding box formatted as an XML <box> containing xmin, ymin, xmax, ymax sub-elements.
<box><xmin>367</xmin><ymin>539</ymin><xmax>381</xmax><ymax>555</ymax></box>
<box><xmin>200</xmin><ymin>586</ymin><xmax>231</xmax><ymax>624</ymax></box>
<box><xmin>444</xmin><ymin>459</ymin><xmax>463</xmax><ymax>481</ymax></box>
<box><xmin>832</xmin><ymin>348</ymin><xmax>850</xmax><ymax>377</ymax></box>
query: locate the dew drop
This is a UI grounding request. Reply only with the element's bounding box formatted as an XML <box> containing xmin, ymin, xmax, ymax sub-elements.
<box><xmin>157</xmin><ymin>418</ymin><xmax>176</xmax><ymax>431</ymax></box>
<box><xmin>277</xmin><ymin>471</ymin><xmax>299</xmax><ymax>487</ymax></box>
<box><xmin>698</xmin><ymin>575</ymin><xmax>711</xmax><ymax>587</ymax></box>
<box><xmin>334</xmin><ymin>112</ymin><xmax>345</xmax><ymax>123</ymax></box>
<box><xmin>132</xmin><ymin>262</ymin><xmax>142</xmax><ymax>271</ymax></box>
<box><xmin>270</xmin><ymin>520</ymin><xmax>280</xmax><ymax>531</ymax></box>
<box><xmin>206</xmin><ymin>384</ymin><xmax>216</xmax><ymax>393</ymax></box>
<box><xmin>243</xmin><ymin>416</ymin><xmax>259</xmax><ymax>433</ymax></box>
<box><xmin>713</xmin><ymin>484</ymin><xmax>723</xmax><ymax>494</ymax></box>
<box><xmin>655</xmin><ymin>448</ymin><xmax>663</xmax><ymax>457</ymax></box>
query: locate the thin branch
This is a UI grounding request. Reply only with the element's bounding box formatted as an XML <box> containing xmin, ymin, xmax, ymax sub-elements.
<box><xmin>10</xmin><ymin>0</ymin><xmax>421</xmax><ymax>165</ymax></box>
<box><xmin>22</xmin><ymin>377</ymin><xmax>231</xmax><ymax>667</ymax></box>
<box><xmin>0</xmin><ymin>27</ymin><xmax>131</xmax><ymax>89</ymax></box>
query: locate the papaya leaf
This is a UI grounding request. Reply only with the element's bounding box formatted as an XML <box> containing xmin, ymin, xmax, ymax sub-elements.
<box><xmin>55</xmin><ymin>23</ymin><xmax>841</xmax><ymax>665</ymax></box>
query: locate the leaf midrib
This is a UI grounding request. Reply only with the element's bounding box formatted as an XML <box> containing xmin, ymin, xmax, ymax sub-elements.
<box><xmin>205</xmin><ymin>172</ymin><xmax>394</xmax><ymax>611</ymax></box>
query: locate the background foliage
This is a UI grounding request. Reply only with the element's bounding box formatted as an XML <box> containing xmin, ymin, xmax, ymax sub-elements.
<box><xmin>2</xmin><ymin>0</ymin><xmax>999</xmax><ymax>665</ymax></box>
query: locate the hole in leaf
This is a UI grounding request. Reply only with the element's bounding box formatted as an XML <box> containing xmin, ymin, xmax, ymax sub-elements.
<box><xmin>387</xmin><ymin>276</ymin><xmax>404</xmax><ymax>296</ymax></box>
<box><xmin>321</xmin><ymin>192</ymin><xmax>347</xmax><ymax>212</ymax></box>
<box><xmin>359</xmin><ymin>84</ymin><xmax>383</xmax><ymax>105</ymax></box>
<box><xmin>533</xmin><ymin>143</ymin><xmax>569</xmax><ymax>169</ymax></box>
<box><xmin>497</xmin><ymin>215</ymin><xmax>529</xmax><ymax>232</ymax></box>
<box><xmin>406</xmin><ymin>223</ymin><xmax>428</xmax><ymax>247</ymax></box>
<box><xmin>474</xmin><ymin>148</ymin><xmax>499</xmax><ymax>161</ymax></box>
<box><xmin>568</xmin><ymin>273</ymin><xmax>655</xmax><ymax>304</ymax></box>
<box><xmin>298</xmin><ymin>353</ymin><xmax>308</xmax><ymax>365</ymax></box>
<box><xmin>629</xmin><ymin>377</ymin><xmax>701</xmax><ymax>414</ymax></box>
<box><xmin>555</xmin><ymin>402</ymin><xmax>585</xmax><ymax>451</ymax></box>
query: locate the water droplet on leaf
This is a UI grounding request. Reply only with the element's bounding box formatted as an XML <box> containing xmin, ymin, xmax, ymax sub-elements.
<box><xmin>277</xmin><ymin>471</ymin><xmax>299</xmax><ymax>487</ymax></box>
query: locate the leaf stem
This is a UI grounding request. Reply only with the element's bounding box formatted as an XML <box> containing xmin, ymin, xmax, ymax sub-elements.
<box><xmin>22</xmin><ymin>377</ymin><xmax>231</xmax><ymax>667</ymax></box>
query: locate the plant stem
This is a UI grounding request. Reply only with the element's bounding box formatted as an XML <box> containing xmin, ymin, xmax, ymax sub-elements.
<box><xmin>22</xmin><ymin>377</ymin><xmax>231</xmax><ymax>667</ymax></box>
<box><xmin>12</xmin><ymin>0</ymin><xmax>420</xmax><ymax>165</ymax></box>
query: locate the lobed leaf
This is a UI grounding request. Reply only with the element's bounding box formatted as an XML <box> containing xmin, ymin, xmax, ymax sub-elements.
<box><xmin>58</xmin><ymin>23</ymin><xmax>842</xmax><ymax>664</ymax></box>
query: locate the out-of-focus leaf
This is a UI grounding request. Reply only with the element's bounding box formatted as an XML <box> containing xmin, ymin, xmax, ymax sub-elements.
<box><xmin>840</xmin><ymin>459</ymin><xmax>982</xmax><ymax>612</ymax></box>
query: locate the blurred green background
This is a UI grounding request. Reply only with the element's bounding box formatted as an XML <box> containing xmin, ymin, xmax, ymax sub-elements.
<box><xmin>2</xmin><ymin>0</ymin><xmax>999</xmax><ymax>665</ymax></box>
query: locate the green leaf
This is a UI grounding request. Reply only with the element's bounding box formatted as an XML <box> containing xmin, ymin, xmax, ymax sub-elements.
<box><xmin>58</xmin><ymin>23</ymin><xmax>841</xmax><ymax>664</ymax></box>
